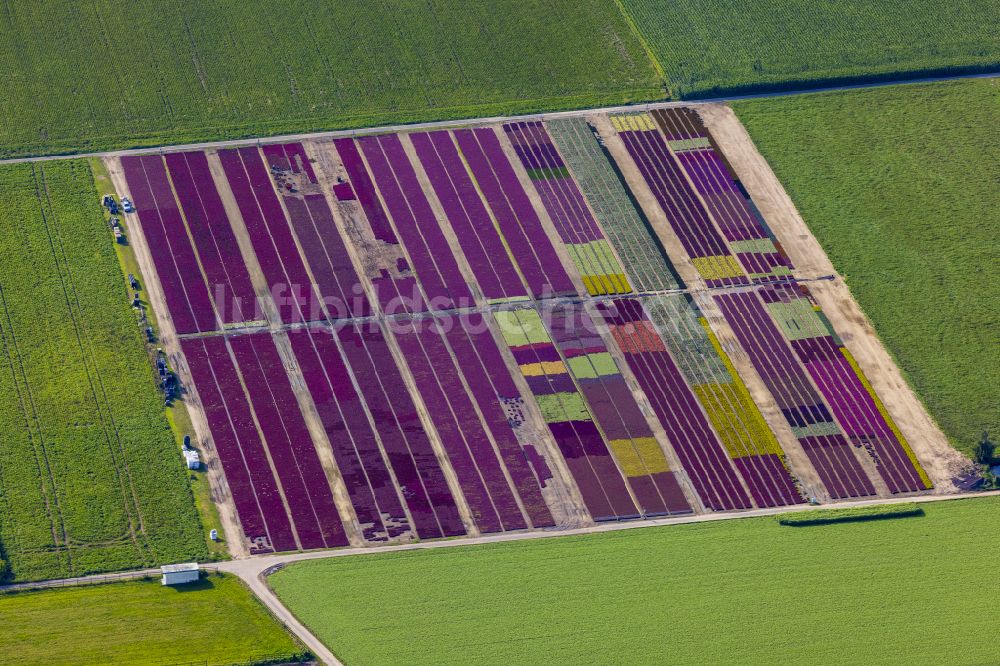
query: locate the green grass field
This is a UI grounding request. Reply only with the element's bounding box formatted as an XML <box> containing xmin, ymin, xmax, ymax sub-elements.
<box><xmin>733</xmin><ymin>79</ymin><xmax>999</xmax><ymax>456</ymax></box>
<box><xmin>0</xmin><ymin>161</ymin><xmax>206</xmax><ymax>581</ymax></box>
<box><xmin>0</xmin><ymin>1</ymin><xmax>660</xmax><ymax>158</ymax></box>
<box><xmin>618</xmin><ymin>0</ymin><xmax>1000</xmax><ymax>96</ymax></box>
<box><xmin>0</xmin><ymin>573</ymin><xmax>302</xmax><ymax>665</ymax></box>
<box><xmin>271</xmin><ymin>496</ymin><xmax>1000</xmax><ymax>665</ymax></box>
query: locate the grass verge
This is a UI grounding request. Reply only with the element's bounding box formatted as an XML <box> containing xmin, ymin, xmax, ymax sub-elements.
<box><xmin>776</xmin><ymin>503</ymin><xmax>923</xmax><ymax>526</ymax></box>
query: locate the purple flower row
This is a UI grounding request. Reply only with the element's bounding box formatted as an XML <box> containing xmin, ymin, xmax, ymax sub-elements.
<box><xmin>165</xmin><ymin>151</ymin><xmax>259</xmax><ymax>325</ymax></box>
<box><xmin>288</xmin><ymin>327</ymin><xmax>411</xmax><ymax>542</ymax></box>
<box><xmin>121</xmin><ymin>155</ymin><xmax>217</xmax><ymax>333</ymax></box>
<box><xmin>219</xmin><ymin>147</ymin><xmax>324</xmax><ymax>323</ymax></box>
<box><xmin>505</xmin><ymin>121</ymin><xmax>607</xmax><ymax>246</ymax></box>
<box><xmin>229</xmin><ymin>333</ymin><xmax>348</xmax><ymax>550</ymax></box>
<box><xmin>454</xmin><ymin>128</ymin><xmax>577</xmax><ymax>298</ymax></box>
<box><xmin>182</xmin><ymin>336</ymin><xmax>296</xmax><ymax>552</ymax></box>
<box><xmin>411</xmin><ymin>130</ymin><xmax>528</xmax><ymax>303</ymax></box>
<box><xmin>615</xmin><ymin>123</ymin><xmax>736</xmax><ymax>276</ymax></box>
<box><xmin>394</xmin><ymin>318</ymin><xmax>525</xmax><ymax>533</ymax></box>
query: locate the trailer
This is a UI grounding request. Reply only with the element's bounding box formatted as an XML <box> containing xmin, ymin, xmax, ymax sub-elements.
<box><xmin>161</xmin><ymin>563</ymin><xmax>199</xmax><ymax>586</ymax></box>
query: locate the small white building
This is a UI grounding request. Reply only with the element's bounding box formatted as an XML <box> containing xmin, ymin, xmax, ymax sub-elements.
<box><xmin>183</xmin><ymin>448</ymin><xmax>201</xmax><ymax>470</ymax></box>
<box><xmin>161</xmin><ymin>562</ymin><xmax>200</xmax><ymax>586</ymax></box>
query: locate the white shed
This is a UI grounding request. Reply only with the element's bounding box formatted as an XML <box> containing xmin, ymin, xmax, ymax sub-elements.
<box><xmin>161</xmin><ymin>563</ymin><xmax>200</xmax><ymax>586</ymax></box>
<box><xmin>183</xmin><ymin>448</ymin><xmax>201</xmax><ymax>470</ymax></box>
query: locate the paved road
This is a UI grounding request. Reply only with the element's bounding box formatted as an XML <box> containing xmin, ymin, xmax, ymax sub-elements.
<box><xmin>0</xmin><ymin>70</ymin><xmax>996</xmax><ymax>168</ymax></box>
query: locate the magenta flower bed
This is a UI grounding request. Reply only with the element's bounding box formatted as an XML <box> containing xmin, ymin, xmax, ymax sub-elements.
<box><xmin>446</xmin><ymin>314</ymin><xmax>555</xmax><ymax>528</ymax></box>
<box><xmin>218</xmin><ymin>147</ymin><xmax>323</xmax><ymax>323</ymax></box>
<box><xmin>393</xmin><ymin>318</ymin><xmax>525</xmax><ymax>534</ymax></box>
<box><xmin>615</xmin><ymin>126</ymin><xmax>733</xmax><ymax>263</ymax></box>
<box><xmin>121</xmin><ymin>155</ymin><xmax>218</xmax><ymax>333</ymax></box>
<box><xmin>545</xmin><ymin>303</ymin><xmax>690</xmax><ymax>516</ymax></box>
<box><xmin>336</xmin><ymin>322</ymin><xmax>465</xmax><ymax>538</ymax></box>
<box><xmin>228</xmin><ymin>332</ymin><xmax>349</xmax><ymax>550</ymax></box>
<box><xmin>411</xmin><ymin>130</ymin><xmax>528</xmax><ymax>303</ymax></box>
<box><xmin>358</xmin><ymin>134</ymin><xmax>472</xmax><ymax>310</ymax></box>
<box><xmin>714</xmin><ymin>290</ymin><xmax>877</xmax><ymax>498</ymax></box>
<box><xmin>165</xmin><ymin>151</ymin><xmax>259</xmax><ymax>324</ymax></box>
<box><xmin>181</xmin><ymin>336</ymin><xmax>297</xmax><ymax>552</ymax></box>
<box><xmin>288</xmin><ymin>327</ymin><xmax>411</xmax><ymax>542</ymax></box>
<box><xmin>262</xmin><ymin>143</ymin><xmax>370</xmax><ymax>319</ymax></box>
<box><xmin>504</xmin><ymin>121</ymin><xmax>606</xmax><ymax>244</ymax></box>
<box><xmin>454</xmin><ymin>127</ymin><xmax>577</xmax><ymax>298</ymax></box>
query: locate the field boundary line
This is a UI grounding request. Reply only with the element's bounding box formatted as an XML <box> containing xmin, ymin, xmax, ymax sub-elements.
<box><xmin>225</xmin><ymin>488</ymin><xmax>1000</xmax><ymax>573</ymax></box>
<box><xmin>0</xmin><ymin>567</ymin><xmax>162</xmax><ymax>594</ymax></box>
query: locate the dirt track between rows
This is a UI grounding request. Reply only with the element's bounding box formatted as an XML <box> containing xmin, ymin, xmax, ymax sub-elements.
<box><xmin>698</xmin><ymin>104</ymin><xmax>966</xmax><ymax>488</ymax></box>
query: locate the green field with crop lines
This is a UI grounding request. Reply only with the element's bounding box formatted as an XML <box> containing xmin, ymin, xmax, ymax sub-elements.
<box><xmin>0</xmin><ymin>161</ymin><xmax>206</xmax><ymax>581</ymax></box>
<box><xmin>618</xmin><ymin>0</ymin><xmax>1000</xmax><ymax>96</ymax></box>
<box><xmin>0</xmin><ymin>0</ymin><xmax>660</xmax><ymax>158</ymax></box>
<box><xmin>272</xmin><ymin>496</ymin><xmax>1000</xmax><ymax>665</ymax></box>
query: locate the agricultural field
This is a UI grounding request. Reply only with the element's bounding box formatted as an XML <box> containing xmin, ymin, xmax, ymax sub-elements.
<box><xmin>733</xmin><ymin>79</ymin><xmax>999</xmax><ymax>456</ymax></box>
<box><xmin>618</xmin><ymin>0</ymin><xmax>1000</xmax><ymax>96</ymax></box>
<box><xmin>270</xmin><ymin>495</ymin><xmax>1000</xmax><ymax>666</ymax></box>
<box><xmin>0</xmin><ymin>573</ymin><xmax>302</xmax><ymax>665</ymax></box>
<box><xmin>0</xmin><ymin>0</ymin><xmax>660</xmax><ymax>159</ymax></box>
<box><xmin>106</xmin><ymin>97</ymin><xmax>954</xmax><ymax>558</ymax></box>
<box><xmin>0</xmin><ymin>161</ymin><xmax>206</xmax><ymax>581</ymax></box>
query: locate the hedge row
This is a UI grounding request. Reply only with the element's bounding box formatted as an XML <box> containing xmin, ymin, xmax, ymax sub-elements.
<box><xmin>777</xmin><ymin>503</ymin><xmax>924</xmax><ymax>526</ymax></box>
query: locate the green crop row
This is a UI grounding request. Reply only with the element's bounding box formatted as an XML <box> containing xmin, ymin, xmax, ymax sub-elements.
<box><xmin>547</xmin><ymin>117</ymin><xmax>682</xmax><ymax>294</ymax></box>
<box><xmin>0</xmin><ymin>161</ymin><xmax>206</xmax><ymax>581</ymax></box>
